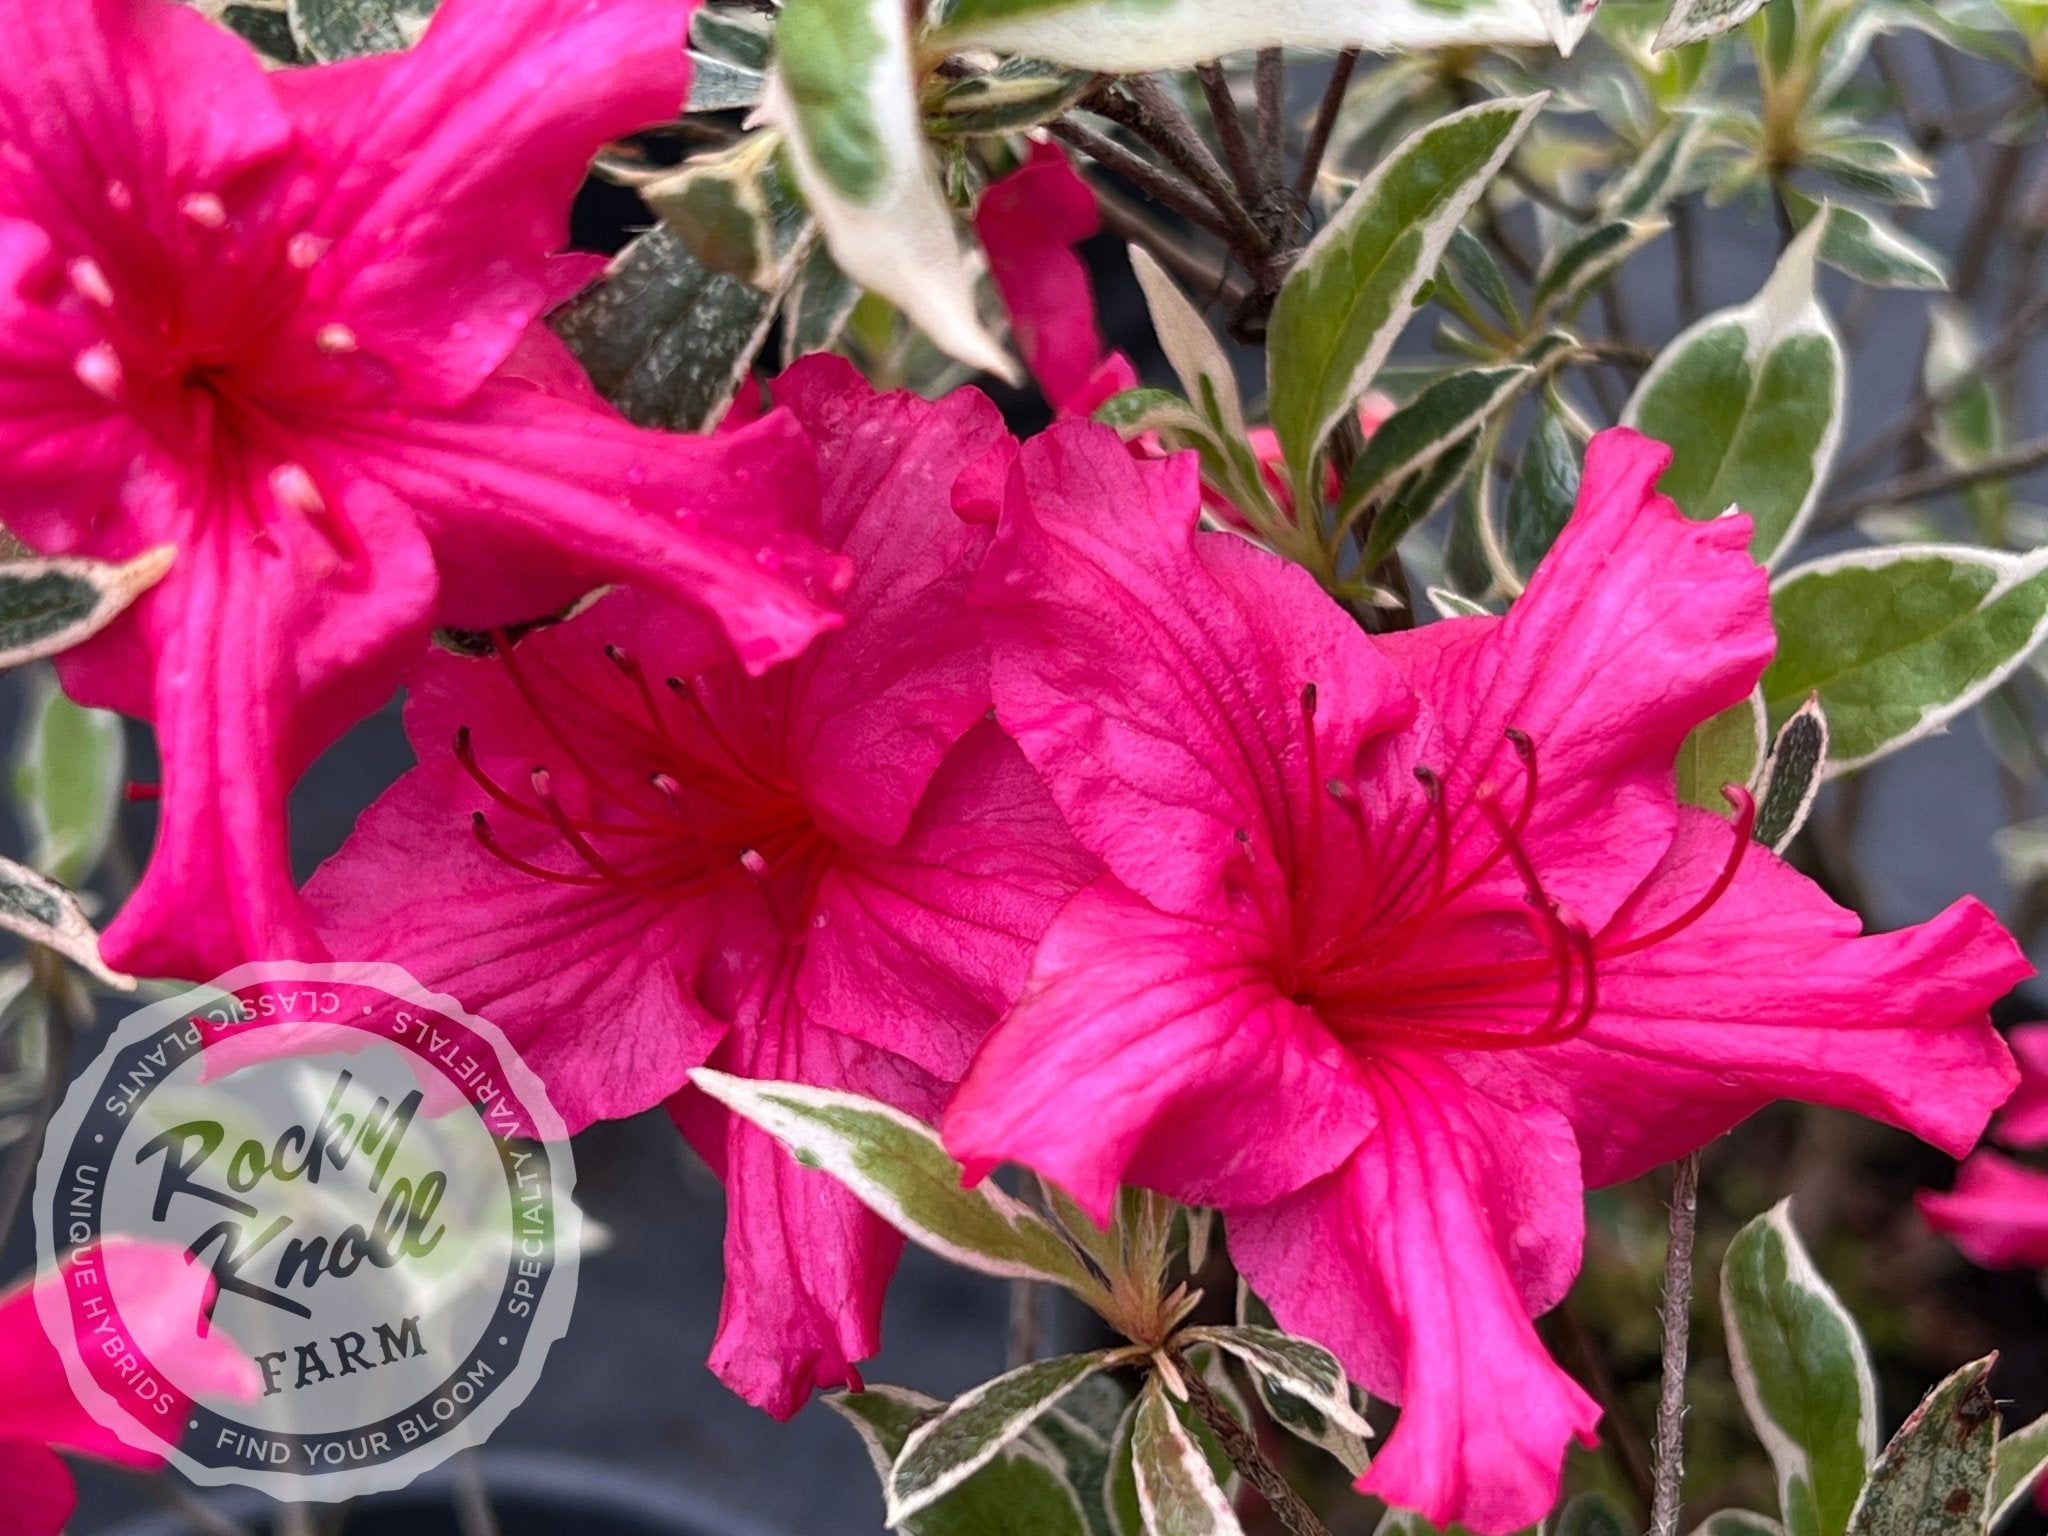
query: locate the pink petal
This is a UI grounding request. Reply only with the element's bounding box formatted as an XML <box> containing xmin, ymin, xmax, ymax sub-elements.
<box><xmin>1919</xmin><ymin>1151</ymin><xmax>2048</xmax><ymax>1269</ymax></box>
<box><xmin>1996</xmin><ymin>1024</ymin><xmax>2048</xmax><ymax>1149</ymax></box>
<box><xmin>1230</xmin><ymin>1058</ymin><xmax>1598</xmax><ymax>1535</ymax></box>
<box><xmin>772</xmin><ymin>357</ymin><xmax>1009</xmax><ymax>844</ymax></box>
<box><xmin>273</xmin><ymin>0</ymin><xmax>694</xmax><ymax>400</ymax></box>
<box><xmin>973</xmin><ymin>142</ymin><xmax>1131</xmax><ymax>417</ymax></box>
<box><xmin>1448</xmin><ymin>807</ymin><xmax>2026</xmax><ymax>1184</ymax></box>
<box><xmin>981</xmin><ymin>423</ymin><xmax>1412</xmax><ymax>923</ymax></box>
<box><xmin>347</xmin><ymin>364</ymin><xmax>840</xmax><ymax>674</ymax></box>
<box><xmin>797</xmin><ymin>719</ymin><xmax>1097</xmax><ymax>1083</ymax></box>
<box><xmin>668</xmin><ymin>985</ymin><xmax>946</xmax><ymax>1418</ymax></box>
<box><xmin>1374</xmin><ymin>427</ymin><xmax>1772</xmax><ymax>931</ymax></box>
<box><xmin>944</xmin><ymin>876</ymin><xmax>1377</xmax><ymax>1223</ymax></box>
<box><xmin>0</xmin><ymin>1443</ymin><xmax>72</xmax><ymax>1536</ymax></box>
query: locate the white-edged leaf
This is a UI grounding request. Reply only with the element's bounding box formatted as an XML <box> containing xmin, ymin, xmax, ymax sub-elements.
<box><xmin>0</xmin><ymin>854</ymin><xmax>132</xmax><ymax>991</ymax></box>
<box><xmin>1128</xmin><ymin>246</ymin><xmax>1247</xmax><ymax>444</ymax></box>
<box><xmin>688</xmin><ymin>1070</ymin><xmax>1101</xmax><ymax>1293</ymax></box>
<box><xmin>1624</xmin><ymin>217</ymin><xmax>1843</xmax><ymax>565</ymax></box>
<box><xmin>1753</xmin><ymin>697</ymin><xmax>1827</xmax><ymax>851</ymax></box>
<box><xmin>1845</xmin><ymin>1354</ymin><xmax>1998</xmax><ymax>1536</ymax></box>
<box><xmin>1676</xmin><ymin>689</ymin><xmax>1767</xmax><ymax>816</ymax></box>
<box><xmin>1603</xmin><ymin>115</ymin><xmax>1708</xmax><ymax>219</ymax></box>
<box><xmin>1185</xmin><ymin>1320</ymin><xmax>1373</xmax><ymax>1469</ymax></box>
<box><xmin>1795</xmin><ymin>195</ymin><xmax>1949</xmax><ymax>291</ymax></box>
<box><xmin>287</xmin><ymin>0</ymin><xmax>436</xmax><ymax>59</ymax></box>
<box><xmin>1532</xmin><ymin>215</ymin><xmax>1668</xmax><ymax>319</ymax></box>
<box><xmin>1721</xmin><ymin>1201</ymin><xmax>1878</xmax><ymax>1536</ymax></box>
<box><xmin>1656</xmin><ymin>0</ymin><xmax>1770</xmax><ymax>49</ymax></box>
<box><xmin>1763</xmin><ymin>543</ymin><xmax>2048</xmax><ymax>773</ymax></box>
<box><xmin>1337</xmin><ymin>365</ymin><xmax>1531</xmax><ymax>527</ymax></box>
<box><xmin>834</xmin><ymin>1388</ymin><xmax>1093</xmax><ymax>1536</ymax></box>
<box><xmin>0</xmin><ymin>548</ymin><xmax>175</xmax><ymax>670</ymax></box>
<box><xmin>687</xmin><ymin>51</ymin><xmax>765</xmax><ymax>112</ymax></box>
<box><xmin>1268</xmin><ymin>95</ymin><xmax>1546</xmax><ymax>494</ymax></box>
<box><xmin>889</xmin><ymin>1353</ymin><xmax>1121</xmax><ymax>1524</ymax></box>
<box><xmin>1131</xmin><ymin>1378</ymin><xmax>1243</xmax><ymax>1536</ymax></box>
<box><xmin>932</xmin><ymin>1</ymin><xmax>1602</xmax><ymax>75</ymax></box>
<box><xmin>1990</xmin><ymin>1413</ymin><xmax>2048</xmax><ymax>1530</ymax></box>
<box><xmin>768</xmin><ymin>0</ymin><xmax>1012</xmax><ymax>378</ymax></box>
<box><xmin>1688</xmin><ymin>1514</ymin><xmax>1786</xmax><ymax>1536</ymax></box>
<box><xmin>12</xmin><ymin>671</ymin><xmax>125</xmax><ymax>887</ymax></box>
<box><xmin>1427</xmin><ymin>586</ymin><xmax>1493</xmax><ymax>619</ymax></box>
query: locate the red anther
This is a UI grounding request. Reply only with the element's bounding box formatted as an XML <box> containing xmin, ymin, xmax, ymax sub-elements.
<box><xmin>1413</xmin><ymin>764</ymin><xmax>1452</xmax><ymax>903</ymax></box>
<box><xmin>1602</xmin><ymin>783</ymin><xmax>1757</xmax><ymax>957</ymax></box>
<box><xmin>1301</xmin><ymin>682</ymin><xmax>1318</xmax><ymax>718</ymax></box>
<box><xmin>124</xmin><ymin>781</ymin><xmax>162</xmax><ymax>803</ymax></box>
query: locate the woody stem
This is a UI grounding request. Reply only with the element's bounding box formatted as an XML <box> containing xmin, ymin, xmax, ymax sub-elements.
<box><xmin>1177</xmin><ymin>1359</ymin><xmax>1334</xmax><ymax>1536</ymax></box>
<box><xmin>1649</xmin><ymin>1151</ymin><xmax>1702</xmax><ymax>1536</ymax></box>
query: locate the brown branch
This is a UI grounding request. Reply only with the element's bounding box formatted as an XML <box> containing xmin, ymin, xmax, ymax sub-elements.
<box><xmin>1048</xmin><ymin>118</ymin><xmax>1254</xmax><ymax>256</ymax></box>
<box><xmin>1196</xmin><ymin>63</ymin><xmax>1263</xmax><ymax>206</ymax></box>
<box><xmin>1093</xmin><ymin>184</ymin><xmax>1253</xmax><ymax>307</ymax></box>
<box><xmin>1178</xmin><ymin>1362</ymin><xmax>1334</xmax><ymax>1536</ymax></box>
<box><xmin>1099</xmin><ymin>78</ymin><xmax>1269</xmax><ymax>259</ymax></box>
<box><xmin>1293</xmin><ymin>49</ymin><xmax>1360</xmax><ymax>203</ymax></box>
<box><xmin>1255</xmin><ymin>48</ymin><xmax>1286</xmax><ymax>194</ymax></box>
<box><xmin>1650</xmin><ymin>1152</ymin><xmax>1702</xmax><ymax>1536</ymax></box>
<box><xmin>1819</xmin><ymin>433</ymin><xmax>2048</xmax><ymax>527</ymax></box>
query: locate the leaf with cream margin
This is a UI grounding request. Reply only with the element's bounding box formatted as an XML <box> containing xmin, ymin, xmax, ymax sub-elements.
<box><xmin>1267</xmin><ymin>95</ymin><xmax>1545</xmax><ymax>498</ymax></box>
<box><xmin>1676</xmin><ymin>689</ymin><xmax>1766</xmax><ymax>817</ymax></box>
<box><xmin>1751</xmin><ymin>697</ymin><xmax>1827</xmax><ymax>852</ymax></box>
<box><xmin>0</xmin><ymin>854</ymin><xmax>132</xmax><ymax>991</ymax></box>
<box><xmin>931</xmin><ymin>1</ymin><xmax>1602</xmax><ymax>76</ymax></box>
<box><xmin>1721</xmin><ymin>1201</ymin><xmax>1878</xmax><ymax>1536</ymax></box>
<box><xmin>1845</xmin><ymin>1355</ymin><xmax>1997</xmax><ymax>1536</ymax></box>
<box><xmin>1131</xmin><ymin>1378</ymin><xmax>1243</xmax><ymax>1536</ymax></box>
<box><xmin>767</xmin><ymin>0</ymin><xmax>1012</xmax><ymax>379</ymax></box>
<box><xmin>0</xmin><ymin>549</ymin><xmax>175</xmax><ymax>671</ymax></box>
<box><xmin>1762</xmin><ymin>543</ymin><xmax>2048</xmax><ymax>774</ymax></box>
<box><xmin>1655</xmin><ymin>0</ymin><xmax>1771</xmax><ymax>49</ymax></box>
<box><xmin>1624</xmin><ymin>218</ymin><xmax>1843</xmax><ymax>566</ymax></box>
<box><xmin>688</xmin><ymin>1070</ymin><xmax>1102</xmax><ymax>1296</ymax></box>
<box><xmin>1990</xmin><ymin>1413</ymin><xmax>2048</xmax><ymax>1530</ymax></box>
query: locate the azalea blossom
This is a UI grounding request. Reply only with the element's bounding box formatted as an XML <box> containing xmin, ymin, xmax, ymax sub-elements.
<box><xmin>309</xmin><ymin>357</ymin><xmax>1094</xmax><ymax>1416</ymax></box>
<box><xmin>943</xmin><ymin>424</ymin><xmax>2026</xmax><ymax>1532</ymax></box>
<box><xmin>0</xmin><ymin>0</ymin><xmax>837</xmax><ymax>983</ymax></box>
<box><xmin>0</xmin><ymin>1242</ymin><xmax>256</xmax><ymax>1536</ymax></box>
<box><xmin>974</xmin><ymin>140</ymin><xmax>1136</xmax><ymax>418</ymax></box>
<box><xmin>1921</xmin><ymin>1023</ymin><xmax>2048</xmax><ymax>1268</ymax></box>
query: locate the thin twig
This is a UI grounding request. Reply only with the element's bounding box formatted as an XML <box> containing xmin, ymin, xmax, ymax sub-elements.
<box><xmin>1048</xmin><ymin>118</ymin><xmax>1250</xmax><ymax>254</ymax></box>
<box><xmin>1092</xmin><ymin>184</ymin><xmax>1253</xmax><ymax>307</ymax></box>
<box><xmin>1957</xmin><ymin>140</ymin><xmax>2027</xmax><ymax>300</ymax></box>
<box><xmin>1819</xmin><ymin>433</ymin><xmax>2048</xmax><ymax>526</ymax></box>
<box><xmin>1650</xmin><ymin>1152</ymin><xmax>1702</xmax><ymax>1536</ymax></box>
<box><xmin>1255</xmin><ymin>49</ymin><xmax>1285</xmax><ymax>194</ymax></box>
<box><xmin>1195</xmin><ymin>63</ymin><xmax>1263</xmax><ymax>206</ymax></box>
<box><xmin>1293</xmin><ymin>49</ymin><xmax>1360</xmax><ymax>203</ymax></box>
<box><xmin>1008</xmin><ymin>1279</ymin><xmax>1040</xmax><ymax>1368</ymax></box>
<box><xmin>1094</xmin><ymin>79</ymin><xmax>1270</xmax><ymax>260</ymax></box>
<box><xmin>1179</xmin><ymin>1362</ymin><xmax>1334</xmax><ymax>1536</ymax></box>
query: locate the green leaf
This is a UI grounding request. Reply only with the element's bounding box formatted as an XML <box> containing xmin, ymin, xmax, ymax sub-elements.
<box><xmin>1655</xmin><ymin>0</ymin><xmax>1770</xmax><ymax>47</ymax></box>
<box><xmin>1762</xmin><ymin>543</ymin><xmax>2048</xmax><ymax>773</ymax></box>
<box><xmin>1806</xmin><ymin>133</ymin><xmax>1936</xmax><ymax>208</ymax></box>
<box><xmin>220</xmin><ymin>2</ymin><xmax>303</xmax><ymax>62</ymax></box>
<box><xmin>1676</xmin><ymin>690</ymin><xmax>1767</xmax><ymax>816</ymax></box>
<box><xmin>1338</xmin><ymin>365</ymin><xmax>1530</xmax><ymax>529</ymax></box>
<box><xmin>1925</xmin><ymin>304</ymin><xmax>2009</xmax><ymax>541</ymax></box>
<box><xmin>1753</xmin><ymin>697</ymin><xmax>1828</xmax><ymax>851</ymax></box>
<box><xmin>1184</xmin><ymin>1328</ymin><xmax>1372</xmax><ymax>1474</ymax></box>
<box><xmin>687</xmin><ymin>52</ymin><xmax>766</xmax><ymax>111</ymax></box>
<box><xmin>1554</xmin><ymin>1494</ymin><xmax>1632</xmax><ymax>1536</ymax></box>
<box><xmin>1130</xmin><ymin>1379</ymin><xmax>1243</xmax><ymax>1536</ymax></box>
<box><xmin>926</xmin><ymin>59</ymin><xmax>1095</xmax><ymax>136</ymax></box>
<box><xmin>1268</xmin><ymin>96</ymin><xmax>1545</xmax><ymax>496</ymax></box>
<box><xmin>1359</xmin><ymin>432</ymin><xmax>1483</xmax><ymax>568</ymax></box>
<box><xmin>0</xmin><ymin>854</ymin><xmax>131</xmax><ymax>992</ymax></box>
<box><xmin>1721</xmin><ymin>1201</ymin><xmax>1878</xmax><ymax>1536</ymax></box>
<box><xmin>891</xmin><ymin>1354</ymin><xmax>1123</xmax><ymax>1524</ymax></box>
<box><xmin>0</xmin><ymin>549</ymin><xmax>176</xmax><ymax>671</ymax></box>
<box><xmin>1989</xmin><ymin>1413</ymin><xmax>2048</xmax><ymax>1530</ymax></box>
<box><xmin>770</xmin><ymin>0</ymin><xmax>1012</xmax><ymax>377</ymax></box>
<box><xmin>1427</xmin><ymin>586</ymin><xmax>1494</xmax><ymax>619</ymax></box>
<box><xmin>642</xmin><ymin>133</ymin><xmax>809</xmax><ymax>289</ymax></box>
<box><xmin>1786</xmin><ymin>194</ymin><xmax>1950</xmax><ymax>291</ymax></box>
<box><xmin>1127</xmin><ymin>247</ymin><xmax>1248</xmax><ymax>444</ymax></box>
<box><xmin>783</xmin><ymin>239</ymin><xmax>862</xmax><ymax>365</ymax></box>
<box><xmin>1037</xmin><ymin>1394</ymin><xmax>1127</xmax><ymax>1536</ymax></box>
<box><xmin>693</xmin><ymin>5</ymin><xmax>772</xmax><ymax>68</ymax></box>
<box><xmin>1688</xmin><ymin>1514</ymin><xmax>1787</xmax><ymax>1536</ymax></box>
<box><xmin>1504</xmin><ymin>401</ymin><xmax>1581</xmax><ymax>578</ymax></box>
<box><xmin>833</xmin><ymin>1388</ymin><xmax>1093</xmax><ymax>1536</ymax></box>
<box><xmin>552</xmin><ymin>227</ymin><xmax>780</xmax><ymax>433</ymax></box>
<box><xmin>1846</xmin><ymin>1355</ymin><xmax>1998</xmax><ymax>1536</ymax></box>
<box><xmin>688</xmin><ymin>1070</ymin><xmax>1102</xmax><ymax>1295</ymax></box>
<box><xmin>12</xmin><ymin>671</ymin><xmax>124</xmax><ymax>888</ymax></box>
<box><xmin>1624</xmin><ymin>218</ymin><xmax>1843</xmax><ymax>565</ymax></box>
<box><xmin>1441</xmin><ymin>226</ymin><xmax>1520</xmax><ymax>327</ymax></box>
<box><xmin>1532</xmin><ymin>216</ymin><xmax>1668</xmax><ymax>320</ymax></box>
<box><xmin>930</xmin><ymin>1</ymin><xmax>1603</xmax><ymax>74</ymax></box>
<box><xmin>287</xmin><ymin>0</ymin><xmax>437</xmax><ymax>58</ymax></box>
<box><xmin>1603</xmin><ymin>115</ymin><xmax>1707</xmax><ymax>217</ymax></box>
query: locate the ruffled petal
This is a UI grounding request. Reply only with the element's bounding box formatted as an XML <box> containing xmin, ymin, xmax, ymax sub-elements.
<box><xmin>346</xmin><ymin>366</ymin><xmax>839</xmax><ymax>675</ymax></box>
<box><xmin>0</xmin><ymin>1443</ymin><xmax>72</xmax><ymax>1536</ymax></box>
<box><xmin>797</xmin><ymin>719</ymin><xmax>1096</xmax><ymax>1083</ymax></box>
<box><xmin>1919</xmin><ymin>1151</ymin><xmax>2048</xmax><ymax>1269</ymax></box>
<box><xmin>1442</xmin><ymin>807</ymin><xmax>2025</xmax><ymax>1183</ymax></box>
<box><xmin>1996</xmin><ymin>1024</ymin><xmax>2048</xmax><ymax>1149</ymax></box>
<box><xmin>944</xmin><ymin>875</ymin><xmax>1376</xmax><ymax>1223</ymax></box>
<box><xmin>272</xmin><ymin>0</ymin><xmax>693</xmax><ymax>400</ymax></box>
<box><xmin>772</xmin><ymin>357</ymin><xmax>1008</xmax><ymax>845</ymax></box>
<box><xmin>981</xmin><ymin>423</ymin><xmax>1412</xmax><ymax>923</ymax></box>
<box><xmin>1372</xmin><ymin>427</ymin><xmax>1772</xmax><ymax>931</ymax></box>
<box><xmin>1230</xmin><ymin>1057</ymin><xmax>1597</xmax><ymax>1535</ymax></box>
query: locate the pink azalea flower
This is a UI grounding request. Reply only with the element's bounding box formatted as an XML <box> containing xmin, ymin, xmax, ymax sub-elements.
<box><xmin>0</xmin><ymin>0</ymin><xmax>838</xmax><ymax>983</ymax></box>
<box><xmin>0</xmin><ymin>1241</ymin><xmax>258</xmax><ymax>1536</ymax></box>
<box><xmin>1919</xmin><ymin>1151</ymin><xmax>2048</xmax><ymax>1269</ymax></box>
<box><xmin>974</xmin><ymin>140</ymin><xmax>1137</xmax><ymax>416</ymax></box>
<box><xmin>942</xmin><ymin>424</ymin><xmax>2027</xmax><ymax>1533</ymax></box>
<box><xmin>1993</xmin><ymin>1023</ymin><xmax>2048</xmax><ymax>1147</ymax></box>
<box><xmin>308</xmin><ymin>358</ymin><xmax>1096</xmax><ymax>1416</ymax></box>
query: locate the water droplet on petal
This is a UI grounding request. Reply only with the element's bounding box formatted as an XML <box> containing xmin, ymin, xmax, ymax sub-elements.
<box><xmin>812</xmin><ymin>911</ymin><xmax>829</xmax><ymax>930</ymax></box>
<box><xmin>269</xmin><ymin>462</ymin><xmax>325</xmax><ymax>517</ymax></box>
<box><xmin>315</xmin><ymin>323</ymin><xmax>358</xmax><ymax>355</ymax></box>
<box><xmin>66</xmin><ymin>257</ymin><xmax>113</xmax><ymax>308</ymax></box>
<box><xmin>73</xmin><ymin>343</ymin><xmax>122</xmax><ymax>401</ymax></box>
<box><xmin>104</xmin><ymin>179</ymin><xmax>133</xmax><ymax>213</ymax></box>
<box><xmin>287</xmin><ymin>233</ymin><xmax>330</xmax><ymax>269</ymax></box>
<box><xmin>753</xmin><ymin>547</ymin><xmax>783</xmax><ymax>572</ymax></box>
<box><xmin>179</xmin><ymin>192</ymin><xmax>228</xmax><ymax>230</ymax></box>
<box><xmin>826</xmin><ymin>557</ymin><xmax>855</xmax><ymax>595</ymax></box>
